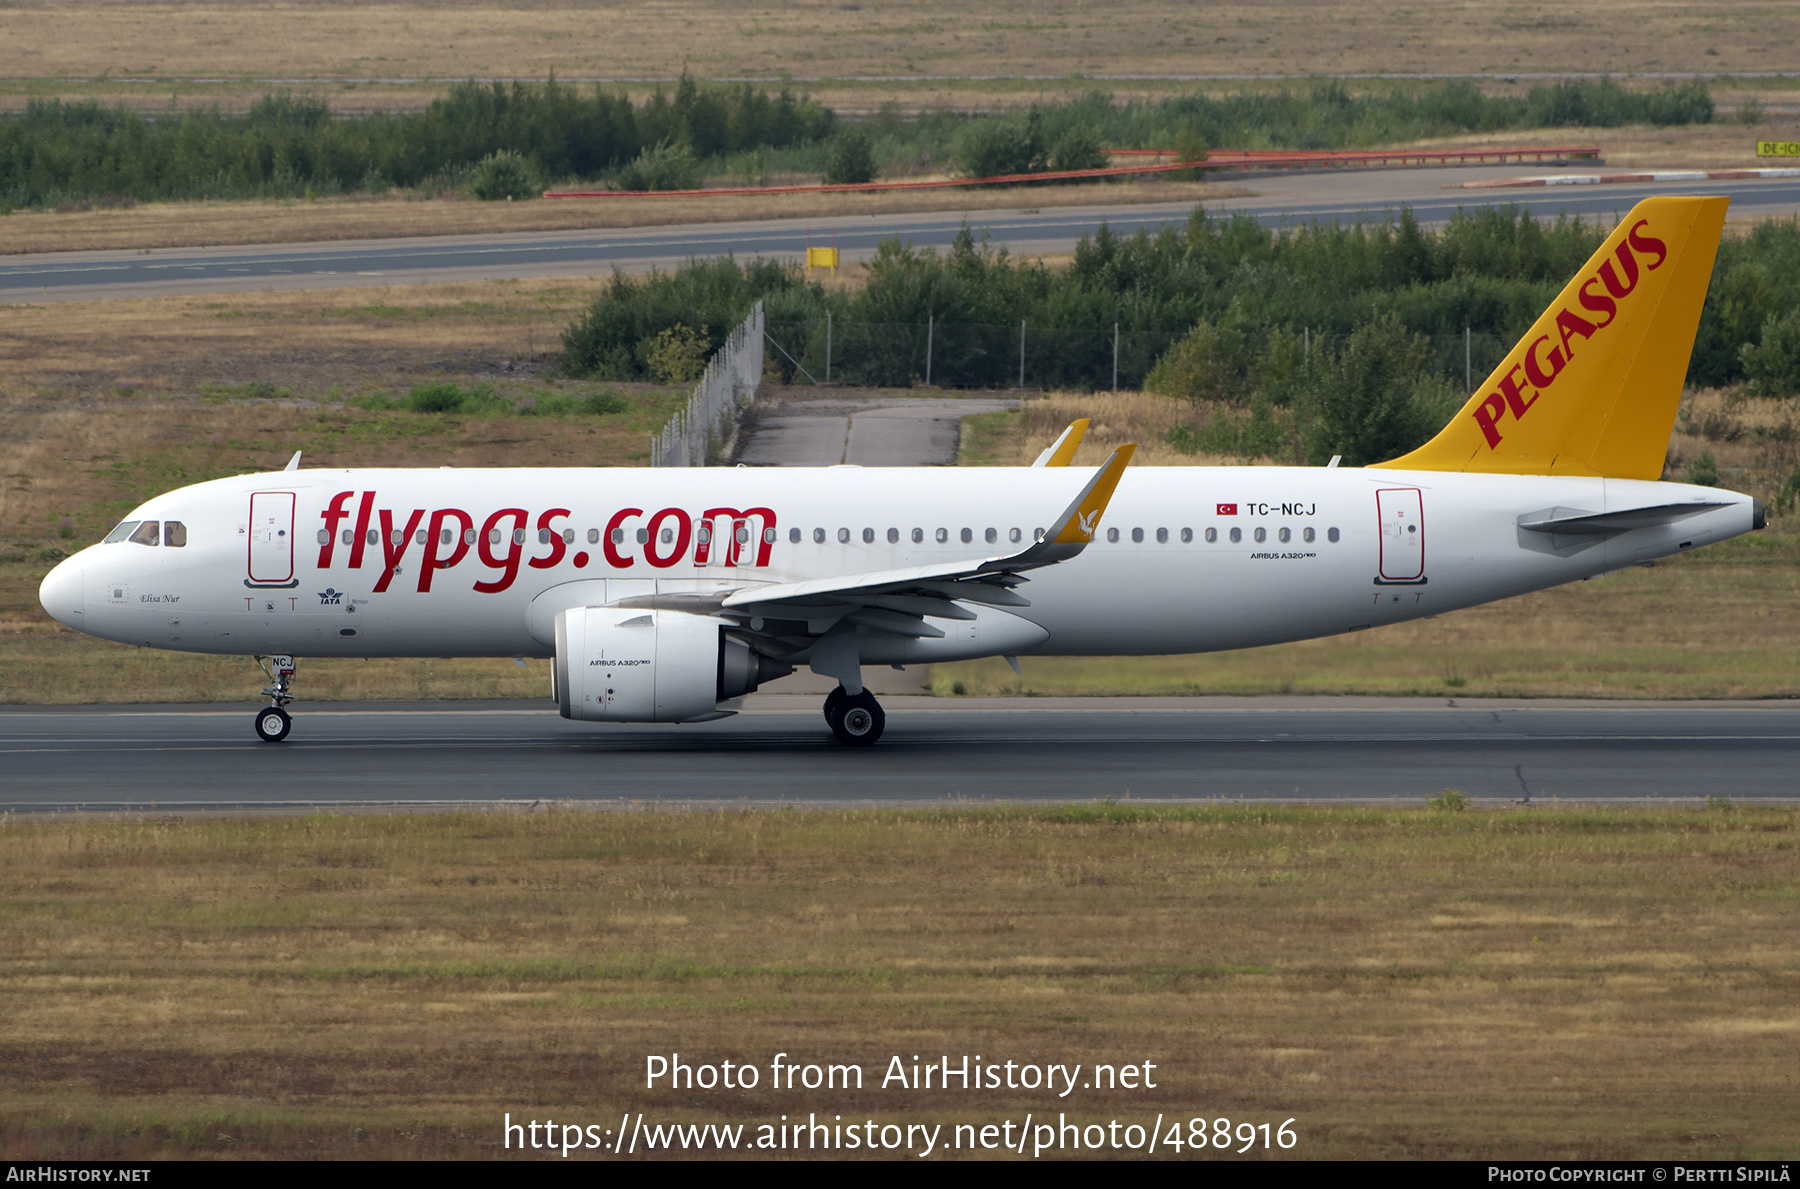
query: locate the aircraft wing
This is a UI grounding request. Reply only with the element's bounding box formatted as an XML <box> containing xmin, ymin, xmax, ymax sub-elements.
<box><xmin>702</xmin><ymin>444</ymin><xmax>1135</xmax><ymax>640</ymax></box>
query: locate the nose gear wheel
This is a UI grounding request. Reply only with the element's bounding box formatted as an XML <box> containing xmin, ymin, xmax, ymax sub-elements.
<box><xmin>254</xmin><ymin>706</ymin><xmax>292</xmax><ymax>743</ymax></box>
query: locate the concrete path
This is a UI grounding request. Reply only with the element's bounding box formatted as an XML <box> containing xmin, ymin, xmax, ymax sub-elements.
<box><xmin>733</xmin><ymin>390</ymin><xmax>1017</xmax><ymax>468</ymax></box>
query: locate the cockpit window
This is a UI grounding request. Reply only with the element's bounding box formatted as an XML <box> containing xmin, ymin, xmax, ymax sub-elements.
<box><xmin>163</xmin><ymin>521</ymin><xmax>187</xmax><ymax>548</ymax></box>
<box><xmin>103</xmin><ymin>521</ymin><xmax>140</xmax><ymax>544</ymax></box>
<box><xmin>128</xmin><ymin>520</ymin><xmax>160</xmax><ymax>546</ymax></box>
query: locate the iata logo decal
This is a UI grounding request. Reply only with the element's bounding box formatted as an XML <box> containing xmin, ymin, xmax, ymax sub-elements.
<box><xmin>318</xmin><ymin>587</ymin><xmax>343</xmax><ymax>605</ymax></box>
<box><xmin>1472</xmin><ymin>218</ymin><xmax>1668</xmax><ymax>450</ymax></box>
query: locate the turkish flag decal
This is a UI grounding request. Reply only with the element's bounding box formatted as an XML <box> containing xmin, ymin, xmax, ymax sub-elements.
<box><xmin>1216</xmin><ymin>503</ymin><xmax>1238</xmax><ymax>515</ymax></box>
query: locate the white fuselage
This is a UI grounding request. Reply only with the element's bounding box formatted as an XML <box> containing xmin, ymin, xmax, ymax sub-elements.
<box><xmin>39</xmin><ymin>465</ymin><xmax>1757</xmax><ymax>662</ymax></box>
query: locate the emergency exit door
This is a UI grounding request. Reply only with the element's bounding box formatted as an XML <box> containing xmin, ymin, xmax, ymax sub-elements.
<box><xmin>247</xmin><ymin>491</ymin><xmax>296</xmax><ymax>585</ymax></box>
<box><xmin>1376</xmin><ymin>488</ymin><xmax>1425</xmax><ymax>582</ymax></box>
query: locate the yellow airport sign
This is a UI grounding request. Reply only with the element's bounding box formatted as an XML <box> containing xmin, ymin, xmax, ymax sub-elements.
<box><xmin>1756</xmin><ymin>141</ymin><xmax>1800</xmax><ymax>157</ymax></box>
<box><xmin>806</xmin><ymin>246</ymin><xmax>839</xmax><ymax>276</ymax></box>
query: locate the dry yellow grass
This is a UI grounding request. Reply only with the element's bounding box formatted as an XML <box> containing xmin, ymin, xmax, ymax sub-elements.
<box><xmin>0</xmin><ymin>180</ymin><xmax>1245</xmax><ymax>256</ymax></box>
<box><xmin>0</xmin><ymin>805</ymin><xmax>1794</xmax><ymax>1159</ymax></box>
<box><xmin>5</xmin><ymin>2</ymin><xmax>1796</xmax><ymax>91</ymax></box>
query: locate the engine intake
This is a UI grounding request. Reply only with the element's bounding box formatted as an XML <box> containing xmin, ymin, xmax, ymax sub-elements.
<box><xmin>554</xmin><ymin>607</ymin><xmax>791</xmax><ymax>722</ymax></box>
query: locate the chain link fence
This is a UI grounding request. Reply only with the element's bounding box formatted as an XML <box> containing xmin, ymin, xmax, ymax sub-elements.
<box><xmin>649</xmin><ymin>302</ymin><xmax>765</xmax><ymax>467</ymax></box>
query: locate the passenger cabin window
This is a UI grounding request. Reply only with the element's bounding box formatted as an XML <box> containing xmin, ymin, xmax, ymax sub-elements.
<box><xmin>128</xmin><ymin>520</ymin><xmax>160</xmax><ymax>547</ymax></box>
<box><xmin>104</xmin><ymin>520</ymin><xmax>140</xmax><ymax>544</ymax></box>
<box><xmin>163</xmin><ymin>521</ymin><xmax>186</xmax><ymax>547</ymax></box>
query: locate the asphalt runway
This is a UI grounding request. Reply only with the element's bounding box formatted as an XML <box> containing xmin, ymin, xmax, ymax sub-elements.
<box><xmin>3</xmin><ymin>696</ymin><xmax>1796</xmax><ymax>811</ymax></box>
<box><xmin>7</xmin><ymin>169</ymin><xmax>1799</xmax><ymax>302</ymax></box>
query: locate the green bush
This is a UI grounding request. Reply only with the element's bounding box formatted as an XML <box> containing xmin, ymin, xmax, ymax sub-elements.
<box><xmin>1297</xmin><ymin>315</ymin><xmax>1461</xmax><ymax>466</ymax></box>
<box><xmin>824</xmin><ymin>130</ymin><xmax>878</xmax><ymax>185</ymax></box>
<box><xmin>1144</xmin><ymin>320</ymin><xmax>1247</xmax><ymax>402</ymax></box>
<box><xmin>616</xmin><ymin>141</ymin><xmax>702</xmax><ymax>191</ymax></box>
<box><xmin>1740</xmin><ymin>307</ymin><xmax>1800</xmax><ymax>397</ymax></box>
<box><xmin>466</xmin><ymin>150</ymin><xmax>535</xmax><ymax>200</ymax></box>
<box><xmin>1049</xmin><ymin>125</ymin><xmax>1109</xmax><ymax>173</ymax></box>
<box><xmin>1684</xmin><ymin>451</ymin><xmax>1721</xmax><ymax>487</ymax></box>
<box><xmin>643</xmin><ymin>324</ymin><xmax>712</xmax><ymax>383</ymax></box>
<box><xmin>561</xmin><ymin>256</ymin><xmax>811</xmax><ymax>380</ymax></box>
<box><xmin>406</xmin><ymin>382</ymin><xmax>467</xmax><ymax>413</ymax></box>
<box><xmin>956</xmin><ymin>113</ymin><xmax>1046</xmax><ymax>178</ymax></box>
<box><xmin>1428</xmin><ymin>789</ymin><xmax>1470</xmax><ymax>811</ymax></box>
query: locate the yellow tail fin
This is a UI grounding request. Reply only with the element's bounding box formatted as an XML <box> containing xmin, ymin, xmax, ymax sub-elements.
<box><xmin>1374</xmin><ymin>195</ymin><xmax>1728</xmax><ymax>479</ymax></box>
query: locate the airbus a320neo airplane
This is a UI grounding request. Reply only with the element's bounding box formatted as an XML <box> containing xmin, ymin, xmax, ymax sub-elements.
<box><xmin>39</xmin><ymin>196</ymin><xmax>1757</xmax><ymax>746</ymax></box>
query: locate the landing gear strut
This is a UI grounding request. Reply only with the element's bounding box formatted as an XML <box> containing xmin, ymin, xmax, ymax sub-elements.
<box><xmin>253</xmin><ymin>655</ymin><xmax>296</xmax><ymax>743</ymax></box>
<box><xmin>826</xmin><ymin>687</ymin><xmax>885</xmax><ymax>747</ymax></box>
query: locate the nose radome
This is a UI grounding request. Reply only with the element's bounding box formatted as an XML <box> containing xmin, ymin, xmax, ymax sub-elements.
<box><xmin>38</xmin><ymin>554</ymin><xmax>84</xmax><ymax>629</ymax></box>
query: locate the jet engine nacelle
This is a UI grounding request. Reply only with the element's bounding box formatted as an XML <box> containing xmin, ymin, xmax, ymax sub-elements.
<box><xmin>553</xmin><ymin>607</ymin><xmax>791</xmax><ymax>723</ymax></box>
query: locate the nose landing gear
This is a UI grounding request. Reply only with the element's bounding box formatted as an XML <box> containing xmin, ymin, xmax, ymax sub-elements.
<box><xmin>253</xmin><ymin>655</ymin><xmax>296</xmax><ymax>743</ymax></box>
<box><xmin>825</xmin><ymin>686</ymin><xmax>885</xmax><ymax>746</ymax></box>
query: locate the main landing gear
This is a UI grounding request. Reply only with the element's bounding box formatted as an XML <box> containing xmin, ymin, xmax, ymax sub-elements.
<box><xmin>252</xmin><ymin>655</ymin><xmax>296</xmax><ymax>743</ymax></box>
<box><xmin>824</xmin><ymin>685</ymin><xmax>885</xmax><ymax>747</ymax></box>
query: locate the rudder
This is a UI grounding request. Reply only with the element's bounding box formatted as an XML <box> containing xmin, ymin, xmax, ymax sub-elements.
<box><xmin>1374</xmin><ymin>195</ymin><xmax>1729</xmax><ymax>479</ymax></box>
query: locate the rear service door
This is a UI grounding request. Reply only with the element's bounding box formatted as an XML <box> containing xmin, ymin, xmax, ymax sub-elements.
<box><xmin>1376</xmin><ymin>488</ymin><xmax>1425</xmax><ymax>582</ymax></box>
<box><xmin>247</xmin><ymin>491</ymin><xmax>297</xmax><ymax>585</ymax></box>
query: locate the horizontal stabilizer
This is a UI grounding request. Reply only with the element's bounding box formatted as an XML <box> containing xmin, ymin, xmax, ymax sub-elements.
<box><xmin>1517</xmin><ymin>501</ymin><xmax>1731</xmax><ymax>535</ymax></box>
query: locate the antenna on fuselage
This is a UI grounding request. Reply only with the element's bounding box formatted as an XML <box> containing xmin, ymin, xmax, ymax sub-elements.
<box><xmin>283</xmin><ymin>450</ymin><xmax>302</xmax><ymax>472</ymax></box>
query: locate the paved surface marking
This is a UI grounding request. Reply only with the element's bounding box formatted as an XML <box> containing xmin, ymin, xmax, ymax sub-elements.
<box><xmin>3</xmin><ymin>698</ymin><xmax>1796</xmax><ymax>808</ymax></box>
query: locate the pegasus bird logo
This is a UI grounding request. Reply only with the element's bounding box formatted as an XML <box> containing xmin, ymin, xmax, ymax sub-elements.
<box><xmin>1077</xmin><ymin>509</ymin><xmax>1100</xmax><ymax>537</ymax></box>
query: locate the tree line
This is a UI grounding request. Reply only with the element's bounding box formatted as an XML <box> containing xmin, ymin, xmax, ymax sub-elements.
<box><xmin>0</xmin><ymin>77</ymin><xmax>1715</xmax><ymax>207</ymax></box>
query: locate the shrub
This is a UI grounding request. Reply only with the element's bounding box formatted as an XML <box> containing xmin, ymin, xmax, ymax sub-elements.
<box><xmin>1772</xmin><ymin>468</ymin><xmax>1800</xmax><ymax>514</ymax></box>
<box><xmin>643</xmin><ymin>324</ymin><xmax>712</xmax><ymax>383</ymax></box>
<box><xmin>1049</xmin><ymin>125</ymin><xmax>1109</xmax><ymax>174</ymax></box>
<box><xmin>1684</xmin><ymin>450</ymin><xmax>1720</xmax><ymax>487</ymax></box>
<box><xmin>1298</xmin><ymin>316</ymin><xmax>1460</xmax><ymax>466</ymax></box>
<box><xmin>406</xmin><ymin>382</ymin><xmax>466</xmax><ymax>413</ymax></box>
<box><xmin>1144</xmin><ymin>320</ymin><xmax>1247</xmax><ymax>403</ymax></box>
<box><xmin>466</xmin><ymin>150</ymin><xmax>536</xmax><ymax>200</ymax></box>
<box><xmin>824</xmin><ymin>130</ymin><xmax>878</xmax><ymax>185</ymax></box>
<box><xmin>1740</xmin><ymin>308</ymin><xmax>1800</xmax><ymax>397</ymax></box>
<box><xmin>1428</xmin><ymin>789</ymin><xmax>1469</xmax><ymax>811</ymax></box>
<box><xmin>956</xmin><ymin>113</ymin><xmax>1046</xmax><ymax>179</ymax></box>
<box><xmin>616</xmin><ymin>141</ymin><xmax>702</xmax><ymax>192</ymax></box>
<box><xmin>1171</xmin><ymin>126</ymin><xmax>1209</xmax><ymax>181</ymax></box>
